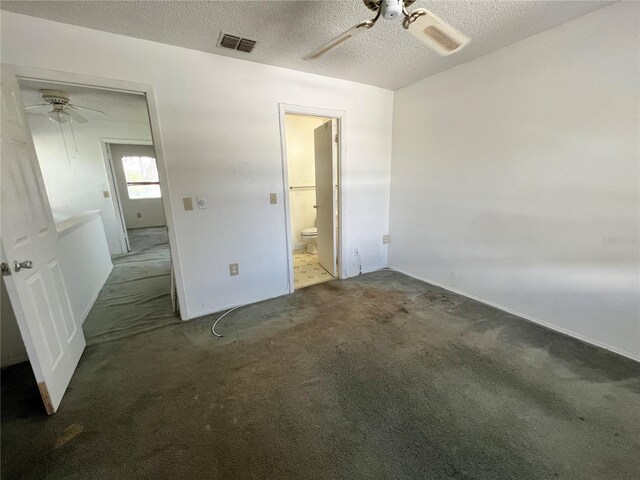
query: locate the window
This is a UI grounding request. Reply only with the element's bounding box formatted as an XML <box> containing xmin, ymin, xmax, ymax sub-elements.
<box><xmin>121</xmin><ymin>156</ymin><xmax>161</xmax><ymax>199</ymax></box>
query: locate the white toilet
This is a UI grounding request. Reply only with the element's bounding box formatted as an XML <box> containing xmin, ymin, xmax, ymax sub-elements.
<box><xmin>301</xmin><ymin>227</ymin><xmax>318</xmax><ymax>254</ymax></box>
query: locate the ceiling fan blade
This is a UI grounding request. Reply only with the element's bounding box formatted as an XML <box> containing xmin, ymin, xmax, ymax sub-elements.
<box><xmin>25</xmin><ymin>103</ymin><xmax>49</xmax><ymax>110</ymax></box>
<box><xmin>304</xmin><ymin>20</ymin><xmax>374</xmax><ymax>60</ymax></box>
<box><xmin>404</xmin><ymin>9</ymin><xmax>469</xmax><ymax>56</ymax></box>
<box><xmin>69</xmin><ymin>104</ymin><xmax>107</xmax><ymax>116</ymax></box>
<box><xmin>65</xmin><ymin>107</ymin><xmax>88</xmax><ymax>124</ymax></box>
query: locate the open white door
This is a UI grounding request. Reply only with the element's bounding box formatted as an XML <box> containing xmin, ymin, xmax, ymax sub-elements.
<box><xmin>314</xmin><ymin>120</ymin><xmax>338</xmax><ymax>276</ymax></box>
<box><xmin>103</xmin><ymin>142</ymin><xmax>131</xmax><ymax>253</ymax></box>
<box><xmin>1</xmin><ymin>66</ymin><xmax>85</xmax><ymax>415</ymax></box>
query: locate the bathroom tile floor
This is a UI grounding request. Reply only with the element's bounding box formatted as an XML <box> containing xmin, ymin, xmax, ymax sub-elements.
<box><xmin>293</xmin><ymin>251</ymin><xmax>333</xmax><ymax>289</ymax></box>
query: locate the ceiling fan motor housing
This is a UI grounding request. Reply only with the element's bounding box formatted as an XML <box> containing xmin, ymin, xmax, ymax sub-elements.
<box><xmin>363</xmin><ymin>0</ymin><xmax>416</xmax><ymax>17</ymax></box>
<box><xmin>40</xmin><ymin>89</ymin><xmax>70</xmax><ymax>106</ymax></box>
<box><xmin>381</xmin><ymin>0</ymin><xmax>403</xmax><ymax>19</ymax></box>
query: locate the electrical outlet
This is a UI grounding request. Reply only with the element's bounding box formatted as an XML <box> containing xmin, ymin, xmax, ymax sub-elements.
<box><xmin>383</xmin><ymin>235</ymin><xmax>389</xmax><ymax>244</ymax></box>
<box><xmin>269</xmin><ymin>193</ymin><xmax>277</xmax><ymax>204</ymax></box>
<box><xmin>229</xmin><ymin>263</ymin><xmax>239</xmax><ymax>276</ymax></box>
<box><xmin>183</xmin><ymin>197</ymin><xmax>194</xmax><ymax>211</ymax></box>
<box><xmin>103</xmin><ymin>191</ymin><xmax>110</xmax><ymax>198</ymax></box>
<box><xmin>137</xmin><ymin>213</ymin><xmax>142</xmax><ymax>218</ymax></box>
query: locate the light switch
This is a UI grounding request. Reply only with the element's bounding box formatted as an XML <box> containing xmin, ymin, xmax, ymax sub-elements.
<box><xmin>270</xmin><ymin>193</ymin><xmax>277</xmax><ymax>204</ymax></box>
<box><xmin>197</xmin><ymin>196</ymin><xmax>207</xmax><ymax>209</ymax></box>
<box><xmin>383</xmin><ymin>235</ymin><xmax>389</xmax><ymax>244</ymax></box>
<box><xmin>103</xmin><ymin>191</ymin><xmax>110</xmax><ymax>198</ymax></box>
<box><xmin>183</xmin><ymin>197</ymin><xmax>194</xmax><ymax>211</ymax></box>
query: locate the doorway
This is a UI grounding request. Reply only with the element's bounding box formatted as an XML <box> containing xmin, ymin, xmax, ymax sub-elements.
<box><xmin>16</xmin><ymin>79</ymin><xmax>175</xmax><ymax>336</ymax></box>
<box><xmin>1</xmin><ymin>64</ymin><xmax>183</xmax><ymax>414</ymax></box>
<box><xmin>280</xmin><ymin>108</ymin><xmax>343</xmax><ymax>290</ymax></box>
<box><xmin>103</xmin><ymin>141</ymin><xmax>168</xmax><ymax>253</ymax></box>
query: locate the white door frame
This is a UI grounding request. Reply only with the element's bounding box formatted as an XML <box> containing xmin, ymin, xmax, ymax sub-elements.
<box><xmin>4</xmin><ymin>64</ymin><xmax>188</xmax><ymax>320</ymax></box>
<box><xmin>278</xmin><ymin>103</ymin><xmax>346</xmax><ymax>292</ymax></box>
<box><xmin>99</xmin><ymin>138</ymin><xmax>154</xmax><ymax>254</ymax></box>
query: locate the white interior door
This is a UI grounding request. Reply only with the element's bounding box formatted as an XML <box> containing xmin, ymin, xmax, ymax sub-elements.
<box><xmin>314</xmin><ymin>120</ymin><xmax>337</xmax><ymax>276</ymax></box>
<box><xmin>1</xmin><ymin>66</ymin><xmax>85</xmax><ymax>415</ymax></box>
<box><xmin>104</xmin><ymin>143</ymin><xmax>130</xmax><ymax>253</ymax></box>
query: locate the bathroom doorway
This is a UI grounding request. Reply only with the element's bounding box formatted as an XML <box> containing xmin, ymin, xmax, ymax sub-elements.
<box><xmin>281</xmin><ymin>110</ymin><xmax>342</xmax><ymax>290</ymax></box>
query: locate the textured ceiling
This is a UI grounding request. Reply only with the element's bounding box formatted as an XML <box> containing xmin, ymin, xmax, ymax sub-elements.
<box><xmin>2</xmin><ymin>0</ymin><xmax>613</xmax><ymax>90</ymax></box>
<box><xmin>19</xmin><ymin>79</ymin><xmax>149</xmax><ymax>123</ymax></box>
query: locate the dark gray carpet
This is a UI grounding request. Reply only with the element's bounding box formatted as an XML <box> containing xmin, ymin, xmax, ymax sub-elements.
<box><xmin>2</xmin><ymin>254</ymin><xmax>639</xmax><ymax>478</ymax></box>
<box><xmin>82</xmin><ymin>227</ymin><xmax>179</xmax><ymax>344</ymax></box>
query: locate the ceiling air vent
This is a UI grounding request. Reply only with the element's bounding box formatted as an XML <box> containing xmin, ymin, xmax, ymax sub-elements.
<box><xmin>237</xmin><ymin>38</ymin><xmax>257</xmax><ymax>53</ymax></box>
<box><xmin>217</xmin><ymin>32</ymin><xmax>257</xmax><ymax>53</ymax></box>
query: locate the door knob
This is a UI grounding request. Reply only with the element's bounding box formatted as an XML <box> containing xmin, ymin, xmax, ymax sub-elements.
<box><xmin>13</xmin><ymin>260</ymin><xmax>33</xmax><ymax>272</ymax></box>
<box><xmin>313</xmin><ymin>205</ymin><xmax>318</xmax><ymax>209</ymax></box>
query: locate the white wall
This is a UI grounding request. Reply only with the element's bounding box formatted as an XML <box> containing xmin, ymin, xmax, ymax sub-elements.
<box><xmin>109</xmin><ymin>143</ymin><xmax>166</xmax><ymax>229</ymax></box>
<box><xmin>285</xmin><ymin>115</ymin><xmax>327</xmax><ymax>250</ymax></box>
<box><xmin>57</xmin><ymin>212</ymin><xmax>113</xmax><ymax>324</ymax></box>
<box><xmin>389</xmin><ymin>2</ymin><xmax>640</xmax><ymax>360</ymax></box>
<box><xmin>1</xmin><ymin>12</ymin><xmax>393</xmax><ymax>319</ymax></box>
<box><xmin>23</xmin><ymin>104</ymin><xmax>152</xmax><ymax>255</ymax></box>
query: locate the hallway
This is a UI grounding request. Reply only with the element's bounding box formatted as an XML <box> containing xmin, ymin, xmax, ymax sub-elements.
<box><xmin>82</xmin><ymin>227</ymin><xmax>179</xmax><ymax>344</ymax></box>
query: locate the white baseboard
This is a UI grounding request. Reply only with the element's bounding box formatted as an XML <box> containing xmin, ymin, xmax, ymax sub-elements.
<box><xmin>184</xmin><ymin>290</ymin><xmax>291</xmax><ymax>321</ymax></box>
<box><xmin>80</xmin><ymin>265</ymin><xmax>113</xmax><ymax>325</ymax></box>
<box><xmin>184</xmin><ymin>264</ymin><xmax>379</xmax><ymax>321</ymax></box>
<box><xmin>389</xmin><ymin>266</ymin><xmax>640</xmax><ymax>363</ymax></box>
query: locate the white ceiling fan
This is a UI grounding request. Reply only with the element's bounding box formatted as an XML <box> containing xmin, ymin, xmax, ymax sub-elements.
<box><xmin>25</xmin><ymin>89</ymin><xmax>108</xmax><ymax>164</ymax></box>
<box><xmin>304</xmin><ymin>0</ymin><xmax>470</xmax><ymax>60</ymax></box>
<box><xmin>25</xmin><ymin>89</ymin><xmax>107</xmax><ymax>124</ymax></box>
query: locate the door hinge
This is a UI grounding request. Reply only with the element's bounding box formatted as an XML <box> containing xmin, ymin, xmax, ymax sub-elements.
<box><xmin>1</xmin><ymin>262</ymin><xmax>11</xmax><ymax>276</ymax></box>
<box><xmin>334</xmin><ymin>133</ymin><xmax>338</xmax><ymax>143</ymax></box>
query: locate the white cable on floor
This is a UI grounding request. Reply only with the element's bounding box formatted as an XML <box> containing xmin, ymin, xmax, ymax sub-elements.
<box><xmin>211</xmin><ymin>305</ymin><xmax>242</xmax><ymax>337</ymax></box>
<box><xmin>211</xmin><ymin>283</ymin><xmax>291</xmax><ymax>338</ymax></box>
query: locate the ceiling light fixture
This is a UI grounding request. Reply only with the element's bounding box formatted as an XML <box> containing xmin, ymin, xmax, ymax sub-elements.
<box><xmin>47</xmin><ymin>107</ymin><xmax>71</xmax><ymax>124</ymax></box>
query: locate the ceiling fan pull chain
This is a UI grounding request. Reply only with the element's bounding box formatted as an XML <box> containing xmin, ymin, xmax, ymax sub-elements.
<box><xmin>69</xmin><ymin>116</ymin><xmax>79</xmax><ymax>153</ymax></box>
<box><xmin>58</xmin><ymin>111</ymin><xmax>71</xmax><ymax>165</ymax></box>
